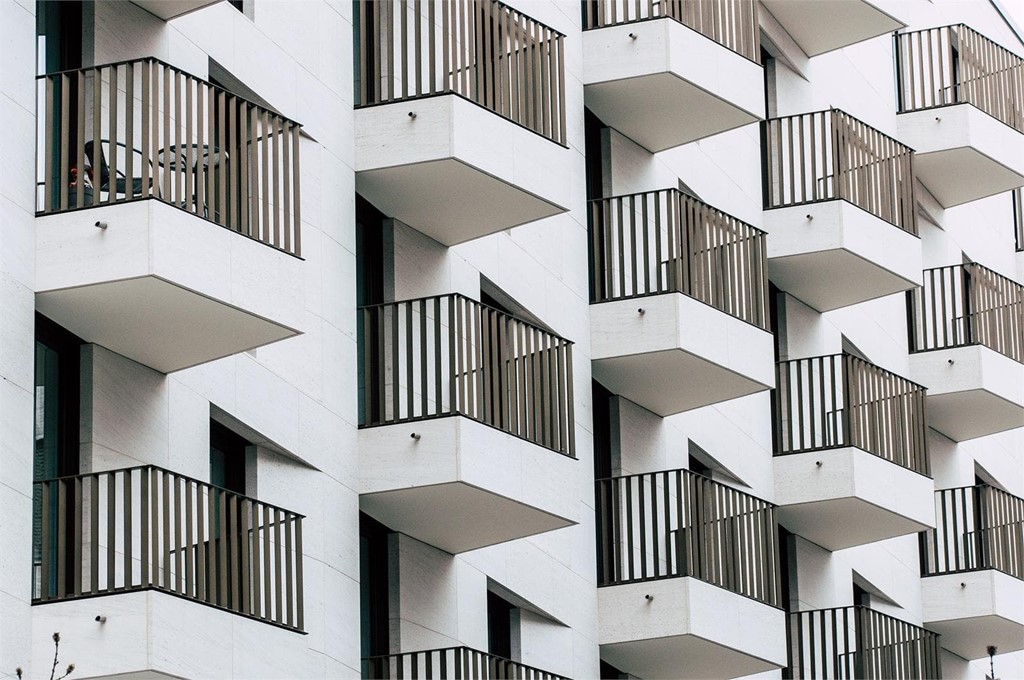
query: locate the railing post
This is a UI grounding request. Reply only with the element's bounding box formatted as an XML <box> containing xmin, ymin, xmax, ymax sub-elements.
<box><xmin>840</xmin><ymin>355</ymin><xmax>853</xmax><ymax>449</ymax></box>
<box><xmin>854</xmin><ymin>606</ymin><xmax>868</xmax><ymax>680</ymax></box>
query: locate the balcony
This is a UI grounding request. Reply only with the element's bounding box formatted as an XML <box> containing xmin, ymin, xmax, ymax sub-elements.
<box><xmin>358</xmin><ymin>294</ymin><xmax>576</xmax><ymax>553</ymax></box>
<box><xmin>761</xmin><ymin>0</ymin><xmax>904</xmax><ymax>56</ymax></box>
<box><xmin>908</xmin><ymin>263</ymin><xmax>1024</xmax><ymax>441</ymax></box>
<box><xmin>788</xmin><ymin>606</ymin><xmax>942</xmax><ymax>679</ymax></box>
<box><xmin>362</xmin><ymin>647</ymin><xmax>567</xmax><ymax>680</ymax></box>
<box><xmin>581</xmin><ymin>0</ymin><xmax>763</xmax><ymax>152</ymax></box>
<box><xmin>919</xmin><ymin>485</ymin><xmax>1024</xmax><ymax>660</ymax></box>
<box><xmin>772</xmin><ymin>354</ymin><xmax>934</xmax><ymax>550</ymax></box>
<box><xmin>35</xmin><ymin>58</ymin><xmax>303</xmax><ymax>373</ymax></box>
<box><xmin>353</xmin><ymin>0</ymin><xmax>570</xmax><ymax>245</ymax></box>
<box><xmin>589</xmin><ymin>190</ymin><xmax>774</xmax><ymax>416</ymax></box>
<box><xmin>596</xmin><ymin>469</ymin><xmax>786</xmax><ymax>679</ymax></box>
<box><xmin>762</xmin><ymin>109</ymin><xmax>922</xmax><ymax>311</ymax></box>
<box><xmin>33</xmin><ymin>466</ymin><xmax>303</xmax><ymax>629</ymax></box>
<box><xmin>895</xmin><ymin>25</ymin><xmax>1024</xmax><ymax>207</ymax></box>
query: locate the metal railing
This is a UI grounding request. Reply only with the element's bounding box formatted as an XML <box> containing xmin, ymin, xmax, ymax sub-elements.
<box><xmin>595</xmin><ymin>468</ymin><xmax>780</xmax><ymax>606</ymax></box>
<box><xmin>896</xmin><ymin>24</ymin><xmax>1024</xmax><ymax>133</ymax></box>
<box><xmin>32</xmin><ymin>465</ymin><xmax>304</xmax><ymax>631</ymax></box>
<box><xmin>921</xmin><ymin>484</ymin><xmax>1024</xmax><ymax>580</ymax></box>
<box><xmin>763</xmin><ymin>109</ymin><xmax>917</xmax><ymax>234</ymax></box>
<box><xmin>773</xmin><ymin>354</ymin><xmax>930</xmax><ymax>476</ymax></box>
<box><xmin>908</xmin><ymin>263</ymin><xmax>1024</xmax><ymax>364</ymax></box>
<box><xmin>360</xmin><ymin>294</ymin><xmax>575</xmax><ymax>456</ymax></box>
<box><xmin>355</xmin><ymin>0</ymin><xmax>567</xmax><ymax>146</ymax></box>
<box><xmin>37</xmin><ymin>58</ymin><xmax>302</xmax><ymax>256</ymax></box>
<box><xmin>581</xmin><ymin>0</ymin><xmax>759</xmax><ymax>62</ymax></box>
<box><xmin>589</xmin><ymin>189</ymin><xmax>769</xmax><ymax>329</ymax></box>
<box><xmin>1014</xmin><ymin>188</ymin><xmax>1023</xmax><ymax>252</ymax></box>
<box><xmin>362</xmin><ymin>647</ymin><xmax>569</xmax><ymax>680</ymax></box>
<box><xmin>788</xmin><ymin>606</ymin><xmax>942</xmax><ymax>680</ymax></box>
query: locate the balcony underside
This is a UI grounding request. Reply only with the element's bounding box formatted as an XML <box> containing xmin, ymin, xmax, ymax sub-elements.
<box><xmin>359</xmin><ymin>415</ymin><xmax>576</xmax><ymax>553</ymax></box>
<box><xmin>582</xmin><ymin>19</ymin><xmax>763</xmax><ymax>152</ymax></box>
<box><xmin>923</xmin><ymin>571</ymin><xmax>1024</xmax><ymax>660</ymax></box>
<box><xmin>599</xmin><ymin>578</ymin><xmax>786</xmax><ymax>679</ymax></box>
<box><xmin>355</xmin><ymin>95</ymin><xmax>569</xmax><ymax>245</ymax></box>
<box><xmin>131</xmin><ymin>0</ymin><xmax>222</xmax><ymax>20</ymax></box>
<box><xmin>774</xmin><ymin>447</ymin><xmax>934</xmax><ymax>551</ymax></box>
<box><xmin>35</xmin><ymin>200</ymin><xmax>302</xmax><ymax>373</ymax></box>
<box><xmin>764</xmin><ymin>201</ymin><xmax>921</xmax><ymax>312</ymax></box>
<box><xmin>762</xmin><ymin>0</ymin><xmax>904</xmax><ymax>56</ymax></box>
<box><xmin>897</xmin><ymin>105</ymin><xmax>1024</xmax><ymax>207</ymax></box>
<box><xmin>910</xmin><ymin>346</ymin><xmax>1024</xmax><ymax>441</ymax></box>
<box><xmin>590</xmin><ymin>294</ymin><xmax>774</xmax><ymax>416</ymax></box>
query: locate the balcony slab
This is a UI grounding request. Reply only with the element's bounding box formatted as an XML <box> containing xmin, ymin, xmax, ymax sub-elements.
<box><xmin>774</xmin><ymin>446</ymin><xmax>934</xmax><ymax>551</ymax></box>
<box><xmin>35</xmin><ymin>200</ymin><xmax>302</xmax><ymax>373</ymax></box>
<box><xmin>598</xmin><ymin>577</ymin><xmax>786</xmax><ymax>679</ymax></box>
<box><xmin>590</xmin><ymin>293</ymin><xmax>774</xmax><ymax>416</ymax></box>
<box><xmin>761</xmin><ymin>0</ymin><xmax>904</xmax><ymax>56</ymax></box>
<box><xmin>355</xmin><ymin>94</ymin><xmax>569</xmax><ymax>245</ymax></box>
<box><xmin>923</xmin><ymin>570</ymin><xmax>1024</xmax><ymax>660</ymax></box>
<box><xmin>897</xmin><ymin>104</ymin><xmax>1024</xmax><ymax>207</ymax></box>
<box><xmin>359</xmin><ymin>415</ymin><xmax>577</xmax><ymax>554</ymax></box>
<box><xmin>131</xmin><ymin>0</ymin><xmax>222</xmax><ymax>20</ymax></box>
<box><xmin>909</xmin><ymin>345</ymin><xmax>1024</xmax><ymax>441</ymax></box>
<box><xmin>763</xmin><ymin>200</ymin><xmax>922</xmax><ymax>312</ymax></box>
<box><xmin>582</xmin><ymin>18</ymin><xmax>764</xmax><ymax>152</ymax></box>
<box><xmin>31</xmin><ymin>589</ymin><xmax>309</xmax><ymax>679</ymax></box>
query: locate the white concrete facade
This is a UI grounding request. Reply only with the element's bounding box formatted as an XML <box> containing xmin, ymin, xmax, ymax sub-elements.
<box><xmin>0</xmin><ymin>2</ymin><xmax>1022</xmax><ymax>680</ymax></box>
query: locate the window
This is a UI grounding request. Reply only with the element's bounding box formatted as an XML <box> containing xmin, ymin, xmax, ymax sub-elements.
<box><xmin>487</xmin><ymin>591</ymin><xmax>517</xmax><ymax>660</ymax></box>
<box><xmin>360</xmin><ymin>513</ymin><xmax>391</xmax><ymax>660</ymax></box>
<box><xmin>210</xmin><ymin>419</ymin><xmax>249</xmax><ymax>495</ymax></box>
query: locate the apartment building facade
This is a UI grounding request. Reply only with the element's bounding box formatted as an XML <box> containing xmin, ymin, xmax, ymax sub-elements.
<box><xmin>0</xmin><ymin>0</ymin><xmax>1021</xmax><ymax>678</ymax></box>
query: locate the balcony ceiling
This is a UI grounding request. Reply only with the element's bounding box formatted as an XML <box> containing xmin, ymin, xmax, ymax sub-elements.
<box><xmin>131</xmin><ymin>0</ymin><xmax>223</xmax><ymax>20</ymax></box>
<box><xmin>762</xmin><ymin>0</ymin><xmax>905</xmax><ymax>56</ymax></box>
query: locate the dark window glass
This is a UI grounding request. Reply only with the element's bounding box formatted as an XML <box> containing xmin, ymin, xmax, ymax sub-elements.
<box><xmin>210</xmin><ymin>419</ymin><xmax>248</xmax><ymax>494</ymax></box>
<box><xmin>487</xmin><ymin>591</ymin><xmax>515</xmax><ymax>659</ymax></box>
<box><xmin>360</xmin><ymin>513</ymin><xmax>391</xmax><ymax>660</ymax></box>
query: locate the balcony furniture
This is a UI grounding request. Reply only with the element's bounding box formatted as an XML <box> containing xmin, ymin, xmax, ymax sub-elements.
<box><xmin>907</xmin><ymin>263</ymin><xmax>1024</xmax><ymax>440</ymax></box>
<box><xmin>895</xmin><ymin>25</ymin><xmax>1024</xmax><ymax>206</ymax></box>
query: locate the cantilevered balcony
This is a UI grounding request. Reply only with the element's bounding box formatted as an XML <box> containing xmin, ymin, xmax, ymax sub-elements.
<box><xmin>772</xmin><ymin>354</ymin><xmax>934</xmax><ymax>550</ymax></box>
<box><xmin>33</xmin><ymin>466</ymin><xmax>303</xmax><ymax>633</ymax></box>
<box><xmin>761</xmin><ymin>0</ymin><xmax>904</xmax><ymax>57</ymax></box>
<box><xmin>762</xmin><ymin>109</ymin><xmax>922</xmax><ymax>311</ymax></box>
<box><xmin>362</xmin><ymin>647</ymin><xmax>567</xmax><ymax>680</ymax></box>
<box><xmin>131</xmin><ymin>0</ymin><xmax>223</xmax><ymax>19</ymax></box>
<box><xmin>589</xmin><ymin>189</ymin><xmax>774</xmax><ymax>416</ymax></box>
<box><xmin>908</xmin><ymin>263</ymin><xmax>1024</xmax><ymax>441</ymax></box>
<box><xmin>358</xmin><ymin>294</ymin><xmax>576</xmax><ymax>553</ymax></box>
<box><xmin>581</xmin><ymin>0</ymin><xmax>764</xmax><ymax>151</ymax></box>
<box><xmin>896</xmin><ymin>25</ymin><xmax>1024</xmax><ymax>207</ymax></box>
<box><xmin>919</xmin><ymin>485</ymin><xmax>1024</xmax><ymax>660</ymax></box>
<box><xmin>353</xmin><ymin>0</ymin><xmax>570</xmax><ymax>245</ymax></box>
<box><xmin>788</xmin><ymin>606</ymin><xmax>943</xmax><ymax>679</ymax></box>
<box><xmin>596</xmin><ymin>469</ymin><xmax>786</xmax><ymax>679</ymax></box>
<box><xmin>35</xmin><ymin>58</ymin><xmax>303</xmax><ymax>373</ymax></box>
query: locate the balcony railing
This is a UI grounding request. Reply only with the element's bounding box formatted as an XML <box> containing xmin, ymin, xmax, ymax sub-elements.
<box><xmin>581</xmin><ymin>0</ymin><xmax>759</xmax><ymax>62</ymax></box>
<box><xmin>360</xmin><ymin>294</ymin><xmax>575</xmax><ymax>456</ymax></box>
<box><xmin>37</xmin><ymin>58</ymin><xmax>302</xmax><ymax>256</ymax></box>
<box><xmin>595</xmin><ymin>468</ymin><xmax>780</xmax><ymax>607</ymax></box>
<box><xmin>1014</xmin><ymin>188</ymin><xmax>1023</xmax><ymax>252</ymax></box>
<box><xmin>763</xmin><ymin>109</ymin><xmax>917</xmax><ymax>234</ymax></box>
<box><xmin>362</xmin><ymin>647</ymin><xmax>569</xmax><ymax>680</ymax></box>
<box><xmin>896</xmin><ymin>24</ymin><xmax>1024</xmax><ymax>133</ymax></box>
<box><xmin>354</xmin><ymin>0</ymin><xmax>567</xmax><ymax>146</ymax></box>
<box><xmin>908</xmin><ymin>263</ymin><xmax>1024</xmax><ymax>364</ymax></box>
<box><xmin>773</xmin><ymin>354</ymin><xmax>930</xmax><ymax>475</ymax></box>
<box><xmin>32</xmin><ymin>465</ymin><xmax>304</xmax><ymax>631</ymax></box>
<box><xmin>921</xmin><ymin>484</ymin><xmax>1024</xmax><ymax>580</ymax></box>
<box><xmin>788</xmin><ymin>606</ymin><xmax>942</xmax><ymax>680</ymax></box>
<box><xmin>589</xmin><ymin>189</ymin><xmax>769</xmax><ymax>329</ymax></box>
